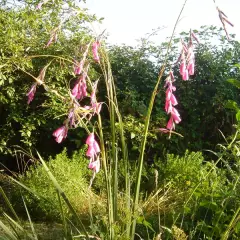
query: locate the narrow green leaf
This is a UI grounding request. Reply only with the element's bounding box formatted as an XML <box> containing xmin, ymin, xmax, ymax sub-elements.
<box><xmin>0</xmin><ymin>187</ymin><xmax>20</xmax><ymax>222</ymax></box>
<box><xmin>22</xmin><ymin>197</ymin><xmax>38</xmax><ymax>240</ymax></box>
<box><xmin>36</xmin><ymin>151</ymin><xmax>89</xmax><ymax>240</ymax></box>
<box><xmin>0</xmin><ymin>220</ymin><xmax>18</xmax><ymax>240</ymax></box>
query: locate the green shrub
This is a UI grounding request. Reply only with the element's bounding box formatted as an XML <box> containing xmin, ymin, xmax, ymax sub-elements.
<box><xmin>152</xmin><ymin>150</ymin><xmax>240</xmax><ymax>239</ymax></box>
<box><xmin>11</xmin><ymin>148</ymin><xmax>105</xmax><ymax>222</ymax></box>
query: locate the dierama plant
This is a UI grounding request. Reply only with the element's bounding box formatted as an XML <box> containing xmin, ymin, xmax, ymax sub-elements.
<box><xmin>21</xmin><ymin>0</ymin><xmax>233</xmax><ymax>239</ymax></box>
<box><xmin>25</xmin><ymin>1</ymin><xmax>191</xmax><ymax>239</ymax></box>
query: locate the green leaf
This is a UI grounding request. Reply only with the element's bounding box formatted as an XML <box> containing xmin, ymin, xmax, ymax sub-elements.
<box><xmin>227</xmin><ymin>79</ymin><xmax>240</xmax><ymax>89</ymax></box>
<box><xmin>142</xmin><ymin>220</ymin><xmax>155</xmax><ymax>232</ymax></box>
<box><xmin>234</xmin><ymin>63</ymin><xmax>240</xmax><ymax>69</ymax></box>
<box><xmin>136</xmin><ymin>217</ymin><xmax>155</xmax><ymax>232</ymax></box>
<box><xmin>225</xmin><ymin>100</ymin><xmax>239</xmax><ymax>111</ymax></box>
<box><xmin>236</xmin><ymin>110</ymin><xmax>240</xmax><ymax>122</ymax></box>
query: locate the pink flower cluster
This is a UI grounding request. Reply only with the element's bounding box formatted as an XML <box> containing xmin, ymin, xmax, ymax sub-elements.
<box><xmin>178</xmin><ymin>32</ymin><xmax>199</xmax><ymax>81</ymax></box>
<box><xmin>164</xmin><ymin>71</ymin><xmax>181</xmax><ymax>131</ymax></box>
<box><xmin>86</xmin><ymin>133</ymin><xmax>100</xmax><ymax>173</ymax></box>
<box><xmin>160</xmin><ymin>32</ymin><xmax>199</xmax><ymax>134</ymax></box>
<box><xmin>72</xmin><ymin>72</ymin><xmax>88</xmax><ymax>100</ymax></box>
<box><xmin>52</xmin><ymin>41</ymin><xmax>102</xmax><ymax>146</ymax></box>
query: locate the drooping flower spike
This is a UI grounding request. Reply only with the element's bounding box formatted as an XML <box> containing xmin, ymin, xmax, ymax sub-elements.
<box><xmin>164</xmin><ymin>72</ymin><xmax>181</xmax><ymax>131</ymax></box>
<box><xmin>178</xmin><ymin>31</ymin><xmax>199</xmax><ymax>80</ymax></box>
<box><xmin>217</xmin><ymin>7</ymin><xmax>234</xmax><ymax>40</ymax></box>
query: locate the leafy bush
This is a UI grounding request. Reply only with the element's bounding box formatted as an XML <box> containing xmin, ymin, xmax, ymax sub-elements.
<box><xmin>135</xmin><ymin>150</ymin><xmax>240</xmax><ymax>239</ymax></box>
<box><xmin>11</xmin><ymin>149</ymin><xmax>105</xmax><ymax>222</ymax></box>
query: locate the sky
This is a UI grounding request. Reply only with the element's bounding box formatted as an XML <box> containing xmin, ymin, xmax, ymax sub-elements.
<box><xmin>81</xmin><ymin>0</ymin><xmax>240</xmax><ymax>46</ymax></box>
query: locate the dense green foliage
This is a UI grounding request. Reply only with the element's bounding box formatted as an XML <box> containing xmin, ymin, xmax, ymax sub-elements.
<box><xmin>1</xmin><ymin>4</ymin><xmax>240</xmax><ymax>165</ymax></box>
<box><xmin>11</xmin><ymin>149</ymin><xmax>95</xmax><ymax>221</ymax></box>
<box><xmin>3</xmin><ymin>142</ymin><xmax>239</xmax><ymax>239</ymax></box>
<box><xmin>0</xmin><ymin>0</ymin><xmax>100</xmax><ymax>162</ymax></box>
<box><xmin>109</xmin><ymin>28</ymin><xmax>240</xmax><ymax>156</ymax></box>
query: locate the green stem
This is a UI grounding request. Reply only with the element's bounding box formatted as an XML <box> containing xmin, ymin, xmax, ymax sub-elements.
<box><xmin>221</xmin><ymin>206</ymin><xmax>240</xmax><ymax>240</ymax></box>
<box><xmin>107</xmin><ymin>61</ymin><xmax>118</xmax><ymax>222</ymax></box>
<box><xmin>130</xmin><ymin>1</ymin><xmax>189</xmax><ymax>238</ymax></box>
<box><xmin>97</xmin><ymin>114</ymin><xmax>114</xmax><ymax>240</ymax></box>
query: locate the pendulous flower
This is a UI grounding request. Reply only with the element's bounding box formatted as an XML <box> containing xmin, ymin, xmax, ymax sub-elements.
<box><xmin>92</xmin><ymin>41</ymin><xmax>100</xmax><ymax>62</ymax></box>
<box><xmin>27</xmin><ymin>83</ymin><xmax>37</xmax><ymax>104</ymax></box>
<box><xmin>88</xmin><ymin>156</ymin><xmax>100</xmax><ymax>173</ymax></box>
<box><xmin>53</xmin><ymin>125</ymin><xmax>68</xmax><ymax>143</ymax></box>
<box><xmin>86</xmin><ymin>133</ymin><xmax>100</xmax><ymax>171</ymax></box>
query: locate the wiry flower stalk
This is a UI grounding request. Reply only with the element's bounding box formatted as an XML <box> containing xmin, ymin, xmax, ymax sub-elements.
<box><xmin>130</xmin><ymin>1</ymin><xmax>189</xmax><ymax>238</ymax></box>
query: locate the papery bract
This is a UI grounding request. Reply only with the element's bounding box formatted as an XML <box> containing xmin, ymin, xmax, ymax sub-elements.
<box><xmin>90</xmin><ymin>81</ymin><xmax>98</xmax><ymax>105</ymax></box>
<box><xmin>74</xmin><ymin>60</ymin><xmax>84</xmax><ymax>75</ymax></box>
<box><xmin>46</xmin><ymin>36</ymin><xmax>54</xmax><ymax>47</ymax></box>
<box><xmin>92</xmin><ymin>102</ymin><xmax>103</xmax><ymax>115</ymax></box>
<box><xmin>27</xmin><ymin>83</ymin><xmax>37</xmax><ymax>104</ymax></box>
<box><xmin>191</xmin><ymin>32</ymin><xmax>200</xmax><ymax>44</ymax></box>
<box><xmin>68</xmin><ymin>104</ymin><xmax>79</xmax><ymax>128</ymax></box>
